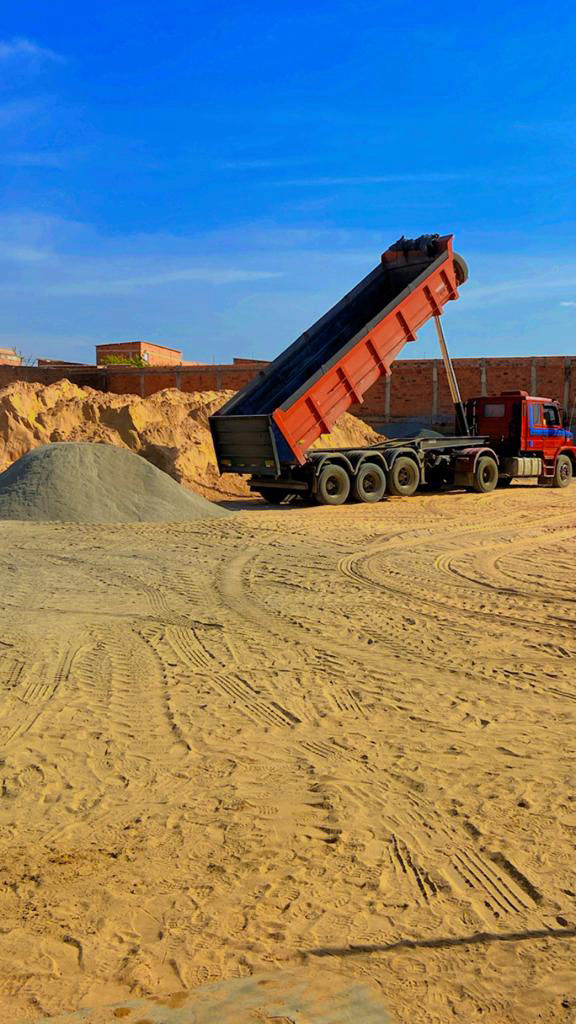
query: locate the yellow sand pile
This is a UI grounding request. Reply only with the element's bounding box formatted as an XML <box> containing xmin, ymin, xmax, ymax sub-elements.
<box><xmin>0</xmin><ymin>381</ymin><xmax>381</xmax><ymax>499</ymax></box>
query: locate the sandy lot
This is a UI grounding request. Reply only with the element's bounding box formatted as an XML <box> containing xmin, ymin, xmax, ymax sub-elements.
<box><xmin>0</xmin><ymin>484</ymin><xmax>575</xmax><ymax>1023</ymax></box>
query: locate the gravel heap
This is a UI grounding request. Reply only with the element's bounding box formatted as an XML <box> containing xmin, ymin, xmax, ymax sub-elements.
<box><xmin>0</xmin><ymin>443</ymin><xmax>229</xmax><ymax>523</ymax></box>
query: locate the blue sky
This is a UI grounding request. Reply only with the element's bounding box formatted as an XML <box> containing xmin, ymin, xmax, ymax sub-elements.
<box><xmin>1</xmin><ymin>1</ymin><xmax>576</xmax><ymax>364</ymax></box>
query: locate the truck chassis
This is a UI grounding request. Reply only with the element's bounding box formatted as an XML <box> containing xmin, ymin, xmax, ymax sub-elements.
<box><xmin>249</xmin><ymin>429</ymin><xmax>574</xmax><ymax>505</ymax></box>
<box><xmin>250</xmin><ymin>436</ymin><xmax>501</xmax><ymax>505</ymax></box>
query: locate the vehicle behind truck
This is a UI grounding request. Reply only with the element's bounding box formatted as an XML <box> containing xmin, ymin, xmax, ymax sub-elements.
<box><xmin>209</xmin><ymin>235</ymin><xmax>575</xmax><ymax>505</ymax></box>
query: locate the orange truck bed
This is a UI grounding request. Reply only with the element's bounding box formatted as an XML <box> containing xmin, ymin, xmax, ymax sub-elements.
<box><xmin>210</xmin><ymin>234</ymin><xmax>468</xmax><ymax>475</ymax></box>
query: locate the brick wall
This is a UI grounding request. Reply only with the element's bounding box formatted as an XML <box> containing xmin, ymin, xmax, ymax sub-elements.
<box><xmin>0</xmin><ymin>364</ymin><xmax>104</xmax><ymax>391</ymax></box>
<box><xmin>103</xmin><ymin>355</ymin><xmax>576</xmax><ymax>430</ymax></box>
<box><xmin>104</xmin><ymin>363</ymin><xmax>263</xmax><ymax>397</ymax></box>
<box><xmin>1</xmin><ymin>356</ymin><xmax>574</xmax><ymax>435</ymax></box>
<box><xmin>355</xmin><ymin>355</ymin><xmax>575</xmax><ymax>432</ymax></box>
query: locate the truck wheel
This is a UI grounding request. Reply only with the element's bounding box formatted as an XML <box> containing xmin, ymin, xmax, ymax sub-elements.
<box><xmin>553</xmin><ymin>454</ymin><xmax>573</xmax><ymax>488</ymax></box>
<box><xmin>352</xmin><ymin>462</ymin><xmax>387</xmax><ymax>503</ymax></box>
<box><xmin>387</xmin><ymin>457</ymin><xmax>419</xmax><ymax>497</ymax></box>
<box><xmin>256</xmin><ymin>488</ymin><xmax>290</xmax><ymax>504</ymax></box>
<box><xmin>316</xmin><ymin>464</ymin><xmax>351</xmax><ymax>505</ymax></box>
<box><xmin>473</xmin><ymin>456</ymin><xmax>498</xmax><ymax>493</ymax></box>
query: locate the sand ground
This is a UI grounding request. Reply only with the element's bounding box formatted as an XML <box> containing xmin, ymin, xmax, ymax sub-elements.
<box><xmin>0</xmin><ymin>484</ymin><xmax>575</xmax><ymax>1023</ymax></box>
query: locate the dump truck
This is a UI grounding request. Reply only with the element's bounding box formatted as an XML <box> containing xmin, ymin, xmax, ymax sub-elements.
<box><xmin>209</xmin><ymin>234</ymin><xmax>575</xmax><ymax>504</ymax></box>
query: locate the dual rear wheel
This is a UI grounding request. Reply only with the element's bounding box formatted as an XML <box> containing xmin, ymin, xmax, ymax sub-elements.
<box><xmin>316</xmin><ymin>462</ymin><xmax>388</xmax><ymax>506</ymax></box>
<box><xmin>352</xmin><ymin>462</ymin><xmax>387</xmax><ymax>503</ymax></box>
<box><xmin>315</xmin><ymin>456</ymin><xmax>421</xmax><ymax>505</ymax></box>
<box><xmin>315</xmin><ymin>464</ymin><xmax>351</xmax><ymax>505</ymax></box>
<box><xmin>387</xmin><ymin>457</ymin><xmax>420</xmax><ymax>497</ymax></box>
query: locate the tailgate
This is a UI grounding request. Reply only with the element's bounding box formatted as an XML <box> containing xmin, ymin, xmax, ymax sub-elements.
<box><xmin>209</xmin><ymin>415</ymin><xmax>281</xmax><ymax>475</ymax></box>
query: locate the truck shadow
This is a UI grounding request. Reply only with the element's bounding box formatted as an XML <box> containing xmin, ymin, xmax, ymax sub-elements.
<box><xmin>218</xmin><ymin>495</ymin><xmax>360</xmax><ymax>512</ymax></box>
<box><xmin>302</xmin><ymin>925</ymin><xmax>576</xmax><ymax>959</ymax></box>
<box><xmin>218</xmin><ymin>498</ymin><xmax>305</xmax><ymax>512</ymax></box>
<box><xmin>218</xmin><ymin>482</ymin><xmax>542</xmax><ymax>512</ymax></box>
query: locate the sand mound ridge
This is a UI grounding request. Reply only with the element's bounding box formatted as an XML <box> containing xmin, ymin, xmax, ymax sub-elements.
<box><xmin>0</xmin><ymin>442</ymin><xmax>229</xmax><ymax>523</ymax></box>
<box><xmin>0</xmin><ymin>381</ymin><xmax>382</xmax><ymax>499</ymax></box>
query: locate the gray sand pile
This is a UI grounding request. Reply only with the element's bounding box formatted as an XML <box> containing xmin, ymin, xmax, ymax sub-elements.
<box><xmin>0</xmin><ymin>442</ymin><xmax>229</xmax><ymax>523</ymax></box>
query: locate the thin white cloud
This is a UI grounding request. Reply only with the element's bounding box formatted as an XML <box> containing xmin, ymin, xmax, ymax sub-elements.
<box><xmin>0</xmin><ymin>212</ymin><xmax>63</xmax><ymax>263</ymax></box>
<box><xmin>45</xmin><ymin>267</ymin><xmax>283</xmax><ymax>296</ymax></box>
<box><xmin>275</xmin><ymin>173</ymin><xmax>465</xmax><ymax>186</ymax></box>
<box><xmin>272</xmin><ymin>171</ymin><xmax>554</xmax><ymax>187</ymax></box>
<box><xmin>0</xmin><ymin>37</ymin><xmax>63</xmax><ymax>62</ymax></box>
<box><xmin>560</xmin><ymin>300</ymin><xmax>576</xmax><ymax>307</ymax></box>
<box><xmin>0</xmin><ymin>245</ymin><xmax>50</xmax><ymax>263</ymax></box>
<box><xmin>460</xmin><ymin>268</ymin><xmax>576</xmax><ymax>311</ymax></box>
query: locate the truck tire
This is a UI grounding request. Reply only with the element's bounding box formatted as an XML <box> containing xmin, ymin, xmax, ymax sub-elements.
<box><xmin>387</xmin><ymin>457</ymin><xmax>419</xmax><ymax>497</ymax></box>
<box><xmin>352</xmin><ymin>462</ymin><xmax>387</xmax><ymax>503</ymax></box>
<box><xmin>472</xmin><ymin>456</ymin><xmax>498</xmax><ymax>493</ymax></box>
<box><xmin>316</xmin><ymin>464</ymin><xmax>351</xmax><ymax>505</ymax></box>
<box><xmin>256</xmin><ymin>488</ymin><xmax>290</xmax><ymax>504</ymax></box>
<box><xmin>553</xmin><ymin>454</ymin><xmax>573</xmax><ymax>488</ymax></box>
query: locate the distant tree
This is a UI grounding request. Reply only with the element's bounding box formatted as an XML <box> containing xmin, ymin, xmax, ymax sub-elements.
<box><xmin>100</xmin><ymin>354</ymin><xmax>148</xmax><ymax>367</ymax></box>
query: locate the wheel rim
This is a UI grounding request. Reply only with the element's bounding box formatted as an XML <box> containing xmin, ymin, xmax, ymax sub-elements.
<box><xmin>560</xmin><ymin>462</ymin><xmax>570</xmax><ymax>481</ymax></box>
<box><xmin>398</xmin><ymin>467</ymin><xmax>412</xmax><ymax>487</ymax></box>
<box><xmin>481</xmin><ymin>466</ymin><xmax>492</xmax><ymax>484</ymax></box>
<box><xmin>364</xmin><ymin>473</ymin><xmax>377</xmax><ymax>494</ymax></box>
<box><xmin>326</xmin><ymin>475</ymin><xmax>340</xmax><ymax>495</ymax></box>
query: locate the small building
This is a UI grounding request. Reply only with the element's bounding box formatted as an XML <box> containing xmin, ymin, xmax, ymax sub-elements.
<box><xmin>95</xmin><ymin>341</ymin><xmax>182</xmax><ymax>366</ymax></box>
<box><xmin>0</xmin><ymin>346</ymin><xmax>22</xmax><ymax>366</ymax></box>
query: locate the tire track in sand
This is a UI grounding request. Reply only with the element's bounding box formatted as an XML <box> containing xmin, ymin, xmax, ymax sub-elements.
<box><xmin>216</xmin><ymin>546</ymin><xmax>549</xmax><ymax>929</ymax></box>
<box><xmin>0</xmin><ymin>642</ymin><xmax>82</xmax><ymax>749</ymax></box>
<box><xmin>41</xmin><ymin>625</ymin><xmax>196</xmax><ymax>845</ymax></box>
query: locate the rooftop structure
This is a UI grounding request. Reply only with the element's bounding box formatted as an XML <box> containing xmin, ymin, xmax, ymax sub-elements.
<box><xmin>95</xmin><ymin>341</ymin><xmax>183</xmax><ymax>366</ymax></box>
